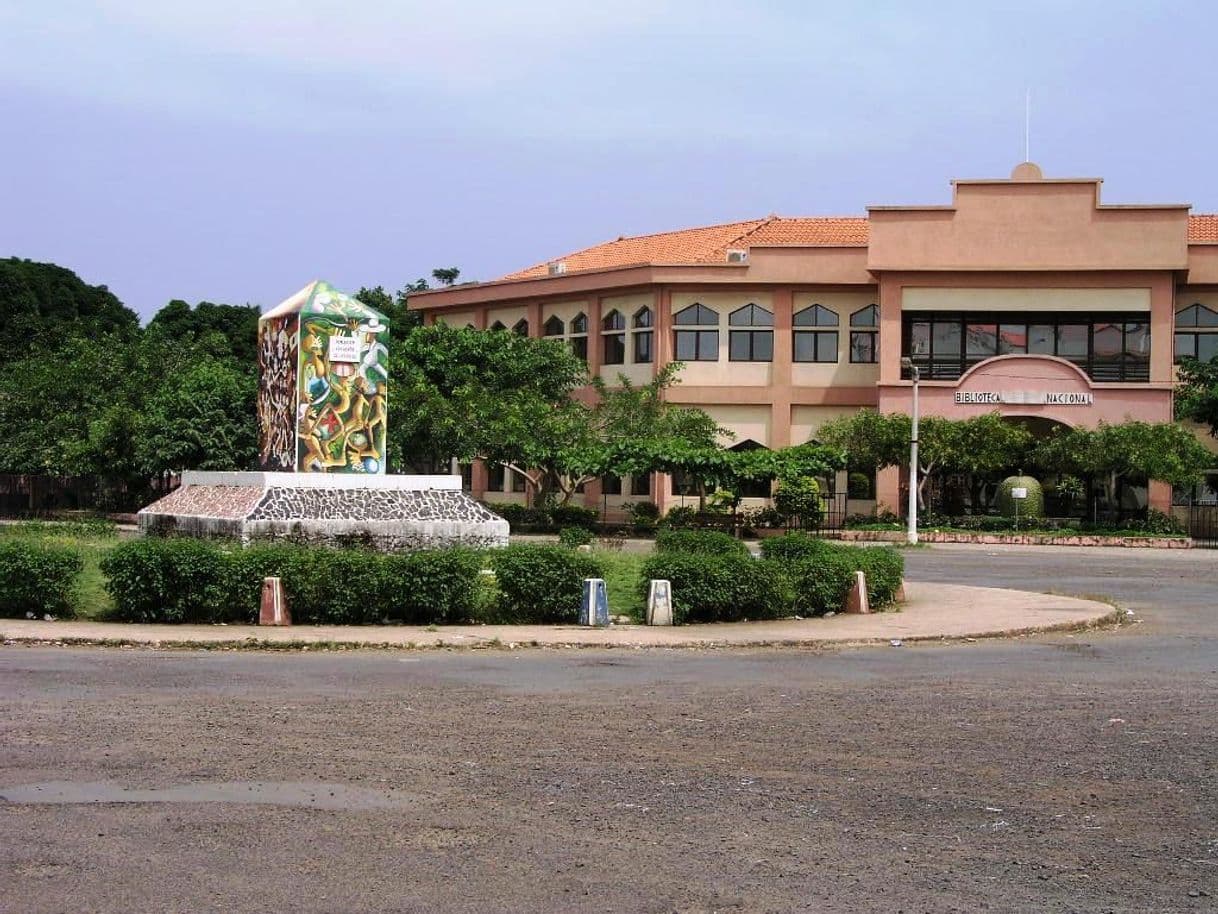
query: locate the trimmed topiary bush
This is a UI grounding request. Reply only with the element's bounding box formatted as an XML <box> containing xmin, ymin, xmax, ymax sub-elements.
<box><xmin>758</xmin><ymin>532</ymin><xmax>838</xmax><ymax>563</ymax></box>
<box><xmin>637</xmin><ymin>552</ymin><xmax>786</xmax><ymax>624</ymax></box>
<box><xmin>774</xmin><ymin>475</ymin><xmax>822</xmax><ymax>526</ymax></box>
<box><xmin>0</xmin><ymin>539</ymin><xmax>83</xmax><ymax>618</ymax></box>
<box><xmin>490</xmin><ymin>544</ymin><xmax>601</xmax><ymax>624</ymax></box>
<box><xmin>996</xmin><ymin>475</ymin><xmax>1044</xmax><ymax>520</ymax></box>
<box><xmin>101</xmin><ymin>538</ymin><xmax>234</xmax><ymax>624</ymax></box>
<box><xmin>778</xmin><ymin>544</ymin><xmax>904</xmax><ymax>615</ymax></box>
<box><xmin>550</xmin><ymin>504</ymin><xmax>599</xmax><ymax>529</ymax></box>
<box><xmin>655</xmin><ymin>529</ymin><xmax>750</xmax><ymax>557</ymax></box>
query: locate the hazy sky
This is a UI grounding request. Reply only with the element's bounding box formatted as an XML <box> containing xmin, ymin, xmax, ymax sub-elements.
<box><xmin>2</xmin><ymin>1</ymin><xmax>1216</xmax><ymax>319</ymax></box>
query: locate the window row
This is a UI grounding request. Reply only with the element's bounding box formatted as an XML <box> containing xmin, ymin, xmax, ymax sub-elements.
<box><xmin>902</xmin><ymin>312</ymin><xmax>1152</xmax><ymax>382</ymax></box>
<box><xmin>674</xmin><ymin>303</ymin><xmax>878</xmax><ymax>363</ymax></box>
<box><xmin>1176</xmin><ymin>303</ymin><xmax>1218</xmax><ymax>363</ymax></box>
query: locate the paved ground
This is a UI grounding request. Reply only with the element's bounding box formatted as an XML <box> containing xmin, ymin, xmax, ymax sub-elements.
<box><xmin>0</xmin><ymin>581</ymin><xmax>1114</xmax><ymax>650</ymax></box>
<box><xmin>2</xmin><ymin>544</ymin><xmax>1217</xmax><ymax>913</ymax></box>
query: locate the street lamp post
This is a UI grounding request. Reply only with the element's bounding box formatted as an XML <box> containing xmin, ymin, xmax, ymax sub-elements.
<box><xmin>901</xmin><ymin>358</ymin><xmax>920</xmax><ymax>545</ymax></box>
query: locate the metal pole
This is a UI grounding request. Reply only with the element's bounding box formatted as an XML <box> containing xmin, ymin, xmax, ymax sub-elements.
<box><xmin>907</xmin><ymin>367</ymin><xmax>920</xmax><ymax>545</ymax></box>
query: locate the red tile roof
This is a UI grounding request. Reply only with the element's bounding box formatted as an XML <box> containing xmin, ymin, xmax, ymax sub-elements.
<box><xmin>500</xmin><ymin>215</ymin><xmax>869</xmax><ymax>280</ymax></box>
<box><xmin>1191</xmin><ymin>215</ymin><xmax>1218</xmax><ymax>243</ymax></box>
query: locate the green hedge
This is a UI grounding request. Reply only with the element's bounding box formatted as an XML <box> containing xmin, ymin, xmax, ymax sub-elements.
<box><xmin>0</xmin><ymin>540</ymin><xmax>84</xmax><ymax>618</ymax></box>
<box><xmin>558</xmin><ymin>526</ymin><xmax>593</xmax><ymax>548</ymax></box>
<box><xmin>101</xmin><ymin>539</ymin><xmax>483</xmax><ymax>625</ymax></box>
<box><xmin>654</xmin><ymin>529</ymin><xmax>750</xmax><ymax>557</ymax></box>
<box><xmin>489</xmin><ymin>544</ymin><xmax>601</xmax><ymax>624</ymax></box>
<box><xmin>758</xmin><ymin>532</ymin><xmax>838</xmax><ymax>563</ymax></box>
<box><xmin>781</xmin><ymin>545</ymin><xmax>905</xmax><ymax>615</ymax></box>
<box><xmin>637</xmin><ymin>552</ymin><xmax>786</xmax><ymax>624</ymax></box>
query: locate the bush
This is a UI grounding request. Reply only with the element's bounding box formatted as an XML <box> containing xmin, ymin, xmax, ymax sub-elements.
<box><xmin>659</xmin><ymin>505</ymin><xmax>698</xmax><ymax>528</ymax></box>
<box><xmin>558</xmin><ymin>526</ymin><xmax>593</xmax><ymax>548</ymax></box>
<box><xmin>1125</xmin><ymin>509</ymin><xmax>1186</xmax><ymax>536</ymax></box>
<box><xmin>758</xmin><ymin>532</ymin><xmax>838</xmax><ymax>563</ymax></box>
<box><xmin>996</xmin><ymin>475</ymin><xmax>1044</xmax><ymax>520</ymax></box>
<box><xmin>490</xmin><ymin>544</ymin><xmax>601</xmax><ymax>624</ymax></box>
<box><xmin>550</xmin><ymin>504</ymin><xmax>599</xmax><ymax>528</ymax></box>
<box><xmin>485</xmin><ymin>502</ymin><xmax>549</xmax><ymax>528</ymax></box>
<box><xmin>624</xmin><ymin>501</ymin><xmax>661</xmax><ymax>528</ymax></box>
<box><xmin>847</xmin><ymin>472</ymin><xmax>872</xmax><ymax>500</ymax></box>
<box><xmin>102</xmin><ymin>538</ymin><xmax>234</xmax><ymax>624</ymax></box>
<box><xmin>637</xmin><ymin>552</ymin><xmax>786</xmax><ymax>624</ymax></box>
<box><xmin>104</xmin><ymin>538</ymin><xmax>484</xmax><ymax>625</ymax></box>
<box><xmin>742</xmin><ymin>505</ymin><xmax>786</xmax><ymax>529</ymax></box>
<box><xmin>655</xmin><ymin>528</ymin><xmax>750</xmax><ymax>557</ymax></box>
<box><xmin>0</xmin><ymin>539</ymin><xmax>83</xmax><ymax>618</ymax></box>
<box><xmin>774</xmin><ymin>476</ymin><xmax>822</xmax><ymax>525</ymax></box>
<box><xmin>7</xmin><ymin>518</ymin><xmax>118</xmax><ymax>539</ymax></box>
<box><xmin>780</xmin><ymin>544</ymin><xmax>904</xmax><ymax>615</ymax></box>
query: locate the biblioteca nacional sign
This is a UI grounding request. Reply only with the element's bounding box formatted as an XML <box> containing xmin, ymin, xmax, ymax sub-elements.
<box><xmin>954</xmin><ymin>391</ymin><xmax>1094</xmax><ymax>406</ymax></box>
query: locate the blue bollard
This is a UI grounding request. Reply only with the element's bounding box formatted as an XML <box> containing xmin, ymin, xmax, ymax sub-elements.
<box><xmin>579</xmin><ymin>578</ymin><xmax>610</xmax><ymax>626</ymax></box>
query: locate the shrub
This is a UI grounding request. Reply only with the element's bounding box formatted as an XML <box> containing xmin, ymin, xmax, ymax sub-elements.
<box><xmin>659</xmin><ymin>505</ymin><xmax>698</xmax><ymax>528</ymax></box>
<box><xmin>774</xmin><ymin>476</ymin><xmax>822</xmax><ymax>525</ymax></box>
<box><xmin>378</xmin><ymin>549</ymin><xmax>483</xmax><ymax>624</ymax></box>
<box><xmin>101</xmin><ymin>538</ymin><xmax>234</xmax><ymax>624</ymax></box>
<box><xmin>625</xmin><ymin>501</ymin><xmax>661</xmax><ymax>528</ymax></box>
<box><xmin>780</xmin><ymin>544</ymin><xmax>904</xmax><ymax>615</ymax></box>
<box><xmin>655</xmin><ymin>528</ymin><xmax>750</xmax><ymax>557</ymax></box>
<box><xmin>758</xmin><ymin>532</ymin><xmax>837</xmax><ymax>563</ymax></box>
<box><xmin>847</xmin><ymin>472</ymin><xmax>872</xmax><ymax>500</ymax></box>
<box><xmin>490</xmin><ymin>544</ymin><xmax>601</xmax><ymax>624</ymax></box>
<box><xmin>550</xmin><ymin>504</ymin><xmax>599</xmax><ymax>528</ymax></box>
<box><xmin>637</xmin><ymin>552</ymin><xmax>786</xmax><ymax>624</ymax></box>
<box><xmin>0</xmin><ymin>539</ymin><xmax>83</xmax><ymax>618</ymax></box>
<box><xmin>558</xmin><ymin>526</ymin><xmax>594</xmax><ymax>549</ymax></box>
<box><xmin>996</xmin><ymin>475</ymin><xmax>1044</xmax><ymax>520</ymax></box>
<box><xmin>742</xmin><ymin>505</ymin><xmax>786</xmax><ymax>529</ymax></box>
<box><xmin>485</xmin><ymin>502</ymin><xmax>549</xmax><ymax>528</ymax></box>
<box><xmin>1126</xmin><ymin>509</ymin><xmax>1186</xmax><ymax>536</ymax></box>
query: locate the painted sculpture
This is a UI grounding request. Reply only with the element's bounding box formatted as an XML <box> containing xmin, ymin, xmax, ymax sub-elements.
<box><xmin>257</xmin><ymin>281</ymin><xmax>390</xmax><ymax>473</ymax></box>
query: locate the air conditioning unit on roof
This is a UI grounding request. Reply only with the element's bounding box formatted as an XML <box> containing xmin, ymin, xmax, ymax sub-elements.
<box><xmin>726</xmin><ymin>249</ymin><xmax>748</xmax><ymax>264</ymax></box>
<box><xmin>548</xmin><ymin>261</ymin><xmax>568</xmax><ymax>275</ymax></box>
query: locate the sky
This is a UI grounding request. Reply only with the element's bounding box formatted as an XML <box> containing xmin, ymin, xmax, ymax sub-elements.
<box><xmin>2</xmin><ymin>0</ymin><xmax>1217</xmax><ymax>320</ymax></box>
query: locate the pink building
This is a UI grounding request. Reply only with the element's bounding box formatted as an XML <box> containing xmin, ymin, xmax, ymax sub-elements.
<box><xmin>410</xmin><ymin>163</ymin><xmax>1218</xmax><ymax>519</ymax></box>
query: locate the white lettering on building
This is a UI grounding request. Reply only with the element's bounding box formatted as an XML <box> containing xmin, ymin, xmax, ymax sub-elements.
<box><xmin>954</xmin><ymin>391</ymin><xmax>1093</xmax><ymax>406</ymax></box>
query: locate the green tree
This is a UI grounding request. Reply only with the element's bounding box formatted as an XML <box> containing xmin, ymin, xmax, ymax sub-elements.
<box><xmin>1176</xmin><ymin>357</ymin><xmax>1218</xmax><ymax>438</ymax></box>
<box><xmin>431</xmin><ymin>267</ymin><xmax>461</xmax><ymax>287</ymax></box>
<box><xmin>147</xmin><ymin>299</ymin><xmax>262</xmax><ymax>365</ymax></box>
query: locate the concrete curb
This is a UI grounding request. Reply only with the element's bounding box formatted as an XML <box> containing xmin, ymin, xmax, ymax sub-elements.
<box><xmin>0</xmin><ymin>583</ymin><xmax>1120</xmax><ymax>654</ymax></box>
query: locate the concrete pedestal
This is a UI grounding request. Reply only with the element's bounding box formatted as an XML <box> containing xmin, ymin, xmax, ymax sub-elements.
<box><xmin>138</xmin><ymin>471</ymin><xmax>509</xmax><ymax>551</ymax></box>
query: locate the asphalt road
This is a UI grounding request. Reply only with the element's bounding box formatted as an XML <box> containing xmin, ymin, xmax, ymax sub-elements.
<box><xmin>2</xmin><ymin>544</ymin><xmax>1217</xmax><ymax>913</ymax></box>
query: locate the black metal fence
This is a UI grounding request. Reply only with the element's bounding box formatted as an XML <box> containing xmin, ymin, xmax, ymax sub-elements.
<box><xmin>1184</xmin><ymin>505</ymin><xmax>1218</xmax><ymax>548</ymax></box>
<box><xmin>785</xmin><ymin>493</ymin><xmax>850</xmax><ymax>536</ymax></box>
<box><xmin>0</xmin><ymin>474</ymin><xmax>179</xmax><ymax>516</ymax></box>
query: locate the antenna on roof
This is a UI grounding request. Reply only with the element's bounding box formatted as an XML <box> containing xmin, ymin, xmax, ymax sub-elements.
<box><xmin>1024</xmin><ymin>88</ymin><xmax>1031</xmax><ymax>163</ymax></box>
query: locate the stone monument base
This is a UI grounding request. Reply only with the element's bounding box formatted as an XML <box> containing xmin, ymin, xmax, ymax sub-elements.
<box><xmin>138</xmin><ymin>471</ymin><xmax>509</xmax><ymax>551</ymax></box>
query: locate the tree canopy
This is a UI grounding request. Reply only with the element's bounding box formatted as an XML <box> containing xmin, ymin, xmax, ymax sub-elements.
<box><xmin>1175</xmin><ymin>357</ymin><xmax>1218</xmax><ymax>438</ymax></box>
<box><xmin>147</xmin><ymin>299</ymin><xmax>262</xmax><ymax>364</ymax></box>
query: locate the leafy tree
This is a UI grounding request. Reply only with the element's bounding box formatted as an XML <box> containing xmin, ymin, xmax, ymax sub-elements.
<box><xmin>0</xmin><ymin>258</ymin><xmax>138</xmax><ymax>361</ymax></box>
<box><xmin>1176</xmin><ymin>357</ymin><xmax>1218</xmax><ymax>438</ymax></box>
<box><xmin>431</xmin><ymin>267</ymin><xmax>461</xmax><ymax>287</ymax></box>
<box><xmin>147</xmin><ymin>299</ymin><xmax>262</xmax><ymax>365</ymax></box>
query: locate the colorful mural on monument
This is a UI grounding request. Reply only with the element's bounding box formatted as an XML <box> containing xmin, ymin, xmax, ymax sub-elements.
<box><xmin>256</xmin><ymin>313</ymin><xmax>299</xmax><ymax>470</ymax></box>
<box><xmin>256</xmin><ymin>281</ymin><xmax>390</xmax><ymax>474</ymax></box>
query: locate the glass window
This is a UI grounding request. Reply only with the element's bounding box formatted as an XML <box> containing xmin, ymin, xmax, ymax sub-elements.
<box><xmin>1176</xmin><ymin>332</ymin><xmax>1197</xmax><ymax>361</ymax></box>
<box><xmin>793</xmin><ymin>304</ymin><xmax>839</xmax><ymax>327</ymax></box>
<box><xmin>510</xmin><ymin>470</ymin><xmax>527</xmax><ymax>492</ymax></box>
<box><xmin>630</xmin><ymin>473</ymin><xmax>651</xmax><ymax>496</ymax></box>
<box><xmin>729</xmin><ymin>304</ymin><xmax>774</xmax><ymax>327</ymax></box>
<box><xmin>794</xmin><ymin>330</ymin><xmax>838</xmax><ymax>363</ymax></box>
<box><xmin>675</xmin><ymin>329</ymin><xmax>718</xmax><ymax>361</ymax></box>
<box><xmin>850</xmin><ymin>304</ymin><xmax>878</xmax><ymax>327</ymax></box>
<box><xmin>633</xmin><ymin>330</ymin><xmax>653</xmax><ymax>363</ymax></box>
<box><xmin>601</xmin><ymin>475</ymin><xmax>622</xmax><ymax>495</ymax></box>
<box><xmin>570</xmin><ymin>336</ymin><xmax>588</xmax><ymax>362</ymax></box>
<box><xmin>1092</xmin><ymin>322</ymin><xmax>1122</xmax><ymax>358</ymax></box>
<box><xmin>543</xmin><ymin>315</ymin><xmax>564</xmax><ymax>337</ymax></box>
<box><xmin>1201</xmin><ymin>334</ymin><xmax>1218</xmax><ymax>362</ymax></box>
<box><xmin>998</xmin><ymin>323</ymin><xmax>1026</xmax><ymax>354</ymax></box>
<box><xmin>633</xmin><ymin>307</ymin><xmax>653</xmax><ymax>328</ymax></box>
<box><xmin>730</xmin><ymin>329</ymin><xmax>773</xmax><ymax>361</ymax></box>
<box><xmin>850</xmin><ymin>331</ymin><xmax>877</xmax><ymax>363</ymax></box>
<box><xmin>602</xmin><ymin>310</ymin><xmax>625</xmax><ymax>331</ymax></box>
<box><xmin>674</xmin><ymin>303</ymin><xmax>718</xmax><ymax>325</ymax></box>
<box><xmin>965</xmin><ymin>323</ymin><xmax>998</xmax><ymax>359</ymax></box>
<box><xmin>512</xmin><ymin>319</ymin><xmax>529</xmax><ymax>337</ymax></box>
<box><xmin>909</xmin><ymin>322</ymin><xmax>931</xmax><ymax>357</ymax></box>
<box><xmin>1056</xmin><ymin>324</ymin><xmax>1088</xmax><ymax>360</ymax></box>
<box><xmin>933</xmin><ymin>320</ymin><xmax>961</xmax><ymax>357</ymax></box>
<box><xmin>489</xmin><ymin>320</ymin><xmax>507</xmax><ymax>332</ymax></box>
<box><xmin>486</xmin><ymin>462</ymin><xmax>505</xmax><ymax>491</ymax></box>
<box><xmin>571</xmin><ymin>313</ymin><xmax>588</xmax><ymax>334</ymax></box>
<box><xmin>1028</xmin><ymin>324</ymin><xmax>1054</xmax><ymax>354</ymax></box>
<box><xmin>1177</xmin><ymin>304</ymin><xmax>1218</xmax><ymax>328</ymax></box>
<box><xmin>603</xmin><ymin>333</ymin><xmax>625</xmax><ymax>365</ymax></box>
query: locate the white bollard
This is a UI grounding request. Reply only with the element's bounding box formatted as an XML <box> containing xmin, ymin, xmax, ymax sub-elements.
<box><xmin>646</xmin><ymin>579</ymin><xmax>674</xmax><ymax>626</ymax></box>
<box><xmin>579</xmin><ymin>578</ymin><xmax>610</xmax><ymax>626</ymax></box>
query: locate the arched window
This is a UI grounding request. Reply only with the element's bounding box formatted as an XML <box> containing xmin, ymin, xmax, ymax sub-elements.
<box><xmin>849</xmin><ymin>304</ymin><xmax>879</xmax><ymax>363</ymax></box>
<box><xmin>543</xmin><ymin>315</ymin><xmax>565</xmax><ymax>337</ymax></box>
<box><xmin>464</xmin><ymin>323</ymin><xmax>476</xmax><ymax>330</ymax></box>
<box><xmin>512</xmin><ymin>318</ymin><xmax>529</xmax><ymax>337</ymax></box>
<box><xmin>602</xmin><ymin>310</ymin><xmax>626</xmax><ymax>365</ymax></box>
<box><xmin>569</xmin><ymin>312</ymin><xmax>588</xmax><ymax>362</ymax></box>
<box><xmin>1176</xmin><ymin>303</ymin><xmax>1218</xmax><ymax>363</ymax></box>
<box><xmin>728</xmin><ymin>303</ymin><xmax>773</xmax><ymax>361</ymax></box>
<box><xmin>490</xmin><ymin>320</ymin><xmax>507</xmax><ymax>332</ymax></box>
<box><xmin>674</xmin><ymin>303</ymin><xmax>719</xmax><ymax>361</ymax></box>
<box><xmin>632</xmin><ymin>307</ymin><xmax>654</xmax><ymax>363</ymax></box>
<box><xmin>793</xmin><ymin>305</ymin><xmax>839</xmax><ymax>363</ymax></box>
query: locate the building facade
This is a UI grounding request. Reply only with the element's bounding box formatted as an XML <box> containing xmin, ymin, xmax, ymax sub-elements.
<box><xmin>410</xmin><ymin>163</ymin><xmax>1218</xmax><ymax>518</ymax></box>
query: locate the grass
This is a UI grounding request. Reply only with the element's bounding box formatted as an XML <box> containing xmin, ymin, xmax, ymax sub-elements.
<box><xmin>593</xmin><ymin>549</ymin><xmax>647</xmax><ymax>623</ymax></box>
<box><xmin>0</xmin><ymin>523</ymin><xmax>119</xmax><ymax>619</ymax></box>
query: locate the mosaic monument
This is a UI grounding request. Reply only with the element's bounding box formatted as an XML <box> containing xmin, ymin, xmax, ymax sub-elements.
<box><xmin>139</xmin><ymin>281</ymin><xmax>509</xmax><ymax>549</ymax></box>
